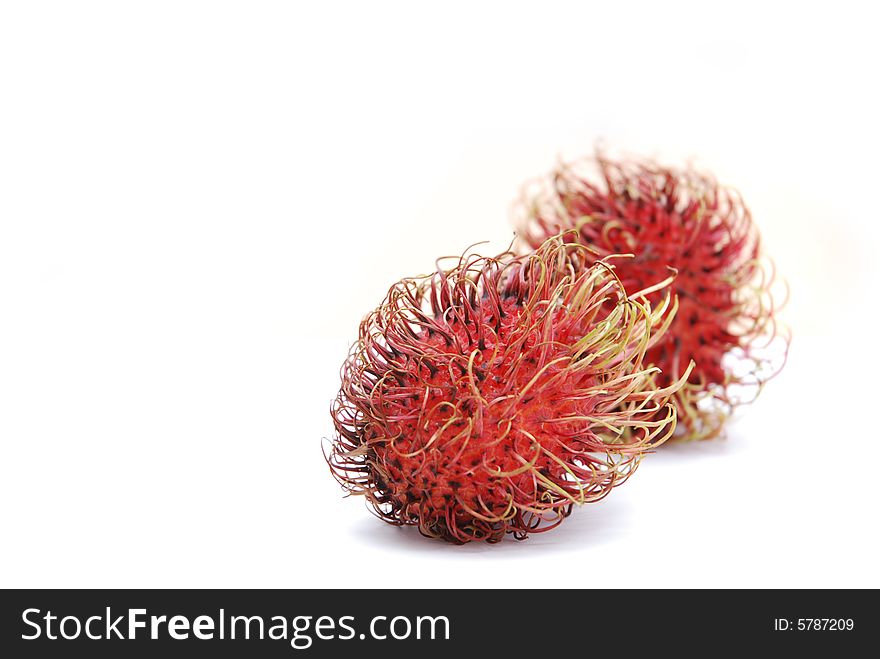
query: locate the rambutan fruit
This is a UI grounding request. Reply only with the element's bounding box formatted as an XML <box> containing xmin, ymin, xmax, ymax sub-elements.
<box><xmin>327</xmin><ymin>234</ymin><xmax>690</xmax><ymax>543</ymax></box>
<box><xmin>515</xmin><ymin>153</ymin><xmax>789</xmax><ymax>440</ymax></box>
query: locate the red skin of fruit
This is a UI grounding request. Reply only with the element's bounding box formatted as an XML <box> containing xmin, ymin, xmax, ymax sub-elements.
<box><xmin>380</xmin><ymin>300</ymin><xmax>614</xmax><ymax>534</ymax></box>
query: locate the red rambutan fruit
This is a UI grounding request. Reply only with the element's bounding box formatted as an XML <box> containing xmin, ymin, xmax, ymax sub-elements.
<box><xmin>515</xmin><ymin>153</ymin><xmax>789</xmax><ymax>440</ymax></box>
<box><xmin>327</xmin><ymin>234</ymin><xmax>690</xmax><ymax>543</ymax></box>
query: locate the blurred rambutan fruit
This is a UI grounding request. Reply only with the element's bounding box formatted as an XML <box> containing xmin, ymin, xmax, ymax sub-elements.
<box><xmin>515</xmin><ymin>153</ymin><xmax>789</xmax><ymax>440</ymax></box>
<box><xmin>326</xmin><ymin>234</ymin><xmax>691</xmax><ymax>544</ymax></box>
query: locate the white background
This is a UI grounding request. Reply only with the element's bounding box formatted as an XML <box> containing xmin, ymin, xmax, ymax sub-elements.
<box><xmin>1</xmin><ymin>1</ymin><xmax>878</xmax><ymax>588</ymax></box>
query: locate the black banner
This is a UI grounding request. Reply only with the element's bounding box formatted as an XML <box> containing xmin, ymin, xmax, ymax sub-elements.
<box><xmin>1</xmin><ymin>589</ymin><xmax>874</xmax><ymax>657</ymax></box>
